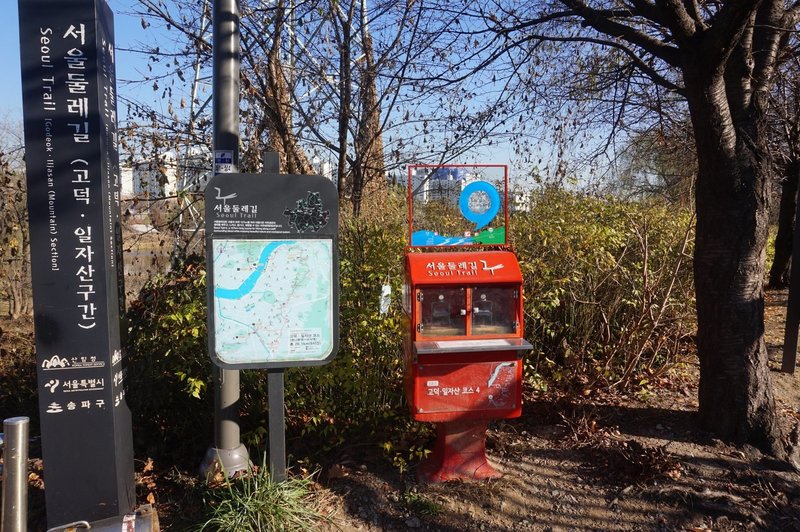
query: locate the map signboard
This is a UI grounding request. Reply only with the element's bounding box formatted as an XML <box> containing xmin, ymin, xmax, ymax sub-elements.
<box><xmin>205</xmin><ymin>173</ymin><xmax>339</xmax><ymax>369</ymax></box>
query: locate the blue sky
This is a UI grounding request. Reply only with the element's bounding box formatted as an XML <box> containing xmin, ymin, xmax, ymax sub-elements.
<box><xmin>5</xmin><ymin>2</ymin><xmax>550</xmax><ymax>183</ymax></box>
<box><xmin>4</xmin><ymin>1</ymin><xmax>154</xmax><ymax>122</ymax></box>
<box><xmin>2</xmin><ymin>1</ymin><xmax>22</xmax><ymax>119</ymax></box>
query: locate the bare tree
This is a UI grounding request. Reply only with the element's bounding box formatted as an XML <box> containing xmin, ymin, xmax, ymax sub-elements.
<box><xmin>0</xmin><ymin>123</ymin><xmax>32</xmax><ymax>317</ymax></box>
<box><xmin>240</xmin><ymin>0</ymin><xmax>314</xmax><ymax>174</ymax></box>
<box><xmin>767</xmin><ymin>47</ymin><xmax>800</xmax><ymax>288</ymax></box>
<box><xmin>426</xmin><ymin>0</ymin><xmax>800</xmax><ymax>456</ymax></box>
<box><xmin>613</xmin><ymin>117</ymin><xmax>697</xmax><ymax>206</ymax></box>
<box><xmin>127</xmin><ymin>0</ymin><xmax>524</xmax><ymax>217</ymax></box>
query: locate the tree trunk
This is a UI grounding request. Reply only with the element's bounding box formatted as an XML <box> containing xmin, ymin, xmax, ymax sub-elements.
<box><xmin>352</xmin><ymin>0</ymin><xmax>386</xmax><ymax>216</ymax></box>
<box><xmin>335</xmin><ymin>5</ymin><xmax>354</xmax><ymax>201</ymax></box>
<box><xmin>768</xmin><ymin>159</ymin><xmax>799</xmax><ymax>288</ymax></box>
<box><xmin>686</xmin><ymin>71</ymin><xmax>784</xmax><ymax>455</ymax></box>
<box><xmin>264</xmin><ymin>0</ymin><xmax>313</xmax><ymax>175</ymax></box>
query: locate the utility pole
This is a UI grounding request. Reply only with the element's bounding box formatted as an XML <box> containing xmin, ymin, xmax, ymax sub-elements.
<box><xmin>201</xmin><ymin>0</ymin><xmax>250</xmax><ymax>478</ymax></box>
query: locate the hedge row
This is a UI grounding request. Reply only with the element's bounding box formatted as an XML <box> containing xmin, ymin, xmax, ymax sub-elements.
<box><xmin>124</xmin><ymin>189</ymin><xmax>695</xmax><ymax>461</ymax></box>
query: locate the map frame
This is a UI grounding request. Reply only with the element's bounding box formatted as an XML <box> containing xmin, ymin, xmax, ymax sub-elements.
<box><xmin>204</xmin><ymin>172</ymin><xmax>340</xmax><ymax>370</ymax></box>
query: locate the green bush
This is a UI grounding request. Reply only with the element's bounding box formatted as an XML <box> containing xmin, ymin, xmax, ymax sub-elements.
<box><xmin>125</xmin><ymin>191</ymin><xmax>412</xmax><ymax>461</ymax></box>
<box><xmin>282</xmin><ymin>191</ymin><xmax>408</xmax><ymax>446</ymax></box>
<box><xmin>124</xmin><ymin>187</ymin><xmax>695</xmax><ymax>462</ymax></box>
<box><xmin>0</xmin><ymin>317</ymin><xmax>37</xmax><ymax>425</ymax></box>
<box><xmin>125</xmin><ymin>255</ymin><xmax>213</xmax><ymax>461</ymax></box>
<box><xmin>511</xmin><ymin>188</ymin><xmax>695</xmax><ymax>390</ymax></box>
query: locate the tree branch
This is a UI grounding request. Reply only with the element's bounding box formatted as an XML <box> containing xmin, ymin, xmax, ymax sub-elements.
<box><xmin>628</xmin><ymin>0</ymin><xmax>666</xmax><ymax>26</ymax></box>
<box><xmin>535</xmin><ymin>34</ymin><xmax>684</xmax><ymax>94</ymax></box>
<box><xmin>750</xmin><ymin>0</ymin><xmax>786</xmax><ymax>94</ymax></box>
<box><xmin>560</xmin><ymin>0</ymin><xmax>682</xmax><ymax>67</ymax></box>
<box><xmin>655</xmin><ymin>0</ymin><xmax>697</xmax><ymax>39</ymax></box>
<box><xmin>683</xmin><ymin>0</ymin><xmax>707</xmax><ymax>30</ymax></box>
<box><xmin>702</xmin><ymin>0</ymin><xmax>762</xmax><ymax>68</ymax></box>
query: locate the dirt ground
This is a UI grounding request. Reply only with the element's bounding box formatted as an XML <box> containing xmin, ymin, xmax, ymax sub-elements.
<box><xmin>2</xmin><ymin>290</ymin><xmax>799</xmax><ymax>531</ymax></box>
<box><xmin>315</xmin><ymin>289</ymin><xmax>800</xmax><ymax>532</ymax></box>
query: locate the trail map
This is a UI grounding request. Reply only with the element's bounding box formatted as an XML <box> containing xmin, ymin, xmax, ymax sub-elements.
<box><xmin>211</xmin><ymin>238</ymin><xmax>333</xmax><ymax>365</ymax></box>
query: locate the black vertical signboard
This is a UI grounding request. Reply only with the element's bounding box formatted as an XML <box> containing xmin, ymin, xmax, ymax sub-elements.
<box><xmin>18</xmin><ymin>0</ymin><xmax>134</xmax><ymax>526</ymax></box>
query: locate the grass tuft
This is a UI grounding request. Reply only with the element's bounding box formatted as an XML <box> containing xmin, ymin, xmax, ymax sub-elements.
<box><xmin>198</xmin><ymin>463</ymin><xmax>335</xmax><ymax>531</ymax></box>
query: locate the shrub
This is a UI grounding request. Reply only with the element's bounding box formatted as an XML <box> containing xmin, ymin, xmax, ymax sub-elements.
<box><xmin>124</xmin><ymin>190</ymin><xmax>412</xmax><ymax>461</ymax></box>
<box><xmin>125</xmin><ymin>254</ymin><xmax>214</xmax><ymax>461</ymax></box>
<box><xmin>0</xmin><ymin>316</ymin><xmax>37</xmax><ymax>424</ymax></box>
<box><xmin>124</xmin><ymin>187</ymin><xmax>695</xmax><ymax>463</ymax></box>
<box><xmin>281</xmin><ymin>191</ymin><xmax>409</xmax><ymax>447</ymax></box>
<box><xmin>512</xmin><ymin>188</ymin><xmax>695</xmax><ymax>390</ymax></box>
<box><xmin>0</xmin><ymin>157</ymin><xmax>32</xmax><ymax>318</ymax></box>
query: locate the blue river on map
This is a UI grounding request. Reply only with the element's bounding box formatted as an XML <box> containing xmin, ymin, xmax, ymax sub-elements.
<box><xmin>215</xmin><ymin>241</ymin><xmax>294</xmax><ymax>300</ymax></box>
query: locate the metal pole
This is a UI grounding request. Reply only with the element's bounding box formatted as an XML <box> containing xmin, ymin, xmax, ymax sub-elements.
<box><xmin>261</xmin><ymin>151</ymin><xmax>285</xmax><ymax>481</ymax></box>
<box><xmin>212</xmin><ymin>0</ymin><xmax>240</xmax><ymax>174</ymax></box>
<box><xmin>267</xmin><ymin>370</ymin><xmax>287</xmax><ymax>482</ymax></box>
<box><xmin>201</xmin><ymin>0</ymin><xmax>250</xmax><ymax>478</ymax></box>
<box><xmin>783</xmin><ymin>182</ymin><xmax>800</xmax><ymax>374</ymax></box>
<box><xmin>1</xmin><ymin>417</ymin><xmax>29</xmax><ymax>532</ymax></box>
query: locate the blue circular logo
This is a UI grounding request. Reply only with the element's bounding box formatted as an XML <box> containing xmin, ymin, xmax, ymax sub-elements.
<box><xmin>459</xmin><ymin>181</ymin><xmax>500</xmax><ymax>230</ymax></box>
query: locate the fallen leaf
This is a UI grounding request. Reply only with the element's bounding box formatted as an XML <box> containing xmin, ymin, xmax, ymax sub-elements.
<box><xmin>666</xmin><ymin>469</ymin><xmax>682</xmax><ymax>480</ymax></box>
<box><xmin>327</xmin><ymin>464</ymin><xmax>349</xmax><ymax>479</ymax></box>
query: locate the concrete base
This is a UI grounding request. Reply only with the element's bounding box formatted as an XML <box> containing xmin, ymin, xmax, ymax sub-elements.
<box><xmin>200</xmin><ymin>444</ymin><xmax>251</xmax><ymax>480</ymax></box>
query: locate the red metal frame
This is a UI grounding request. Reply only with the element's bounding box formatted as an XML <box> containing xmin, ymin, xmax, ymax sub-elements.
<box><xmin>406</xmin><ymin>164</ymin><xmax>510</xmax><ymax>249</ymax></box>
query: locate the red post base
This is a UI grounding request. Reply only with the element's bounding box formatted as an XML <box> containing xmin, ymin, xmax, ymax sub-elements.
<box><xmin>417</xmin><ymin>419</ymin><xmax>502</xmax><ymax>483</ymax></box>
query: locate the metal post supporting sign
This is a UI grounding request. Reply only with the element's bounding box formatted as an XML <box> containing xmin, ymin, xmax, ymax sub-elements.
<box><xmin>205</xmin><ymin>172</ymin><xmax>339</xmax><ymax>480</ymax></box>
<box><xmin>267</xmin><ymin>370</ymin><xmax>287</xmax><ymax>481</ymax></box>
<box><xmin>200</xmin><ymin>0</ymin><xmax>251</xmax><ymax>480</ymax></box>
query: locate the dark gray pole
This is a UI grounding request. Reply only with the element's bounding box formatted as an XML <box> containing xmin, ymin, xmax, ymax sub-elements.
<box><xmin>1</xmin><ymin>417</ymin><xmax>29</xmax><ymax>532</ymax></box>
<box><xmin>213</xmin><ymin>0</ymin><xmax>240</xmax><ymax>174</ymax></box>
<box><xmin>267</xmin><ymin>370</ymin><xmax>287</xmax><ymax>482</ymax></box>
<box><xmin>201</xmin><ymin>0</ymin><xmax>250</xmax><ymax>477</ymax></box>
<box><xmin>782</xmin><ymin>183</ymin><xmax>800</xmax><ymax>374</ymax></box>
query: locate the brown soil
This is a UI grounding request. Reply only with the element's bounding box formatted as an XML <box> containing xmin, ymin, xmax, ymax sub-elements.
<box><xmin>317</xmin><ymin>289</ymin><xmax>800</xmax><ymax>532</ymax></box>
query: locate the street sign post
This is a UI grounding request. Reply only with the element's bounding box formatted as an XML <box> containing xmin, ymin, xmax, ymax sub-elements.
<box><xmin>201</xmin><ymin>0</ymin><xmax>249</xmax><ymax>480</ymax></box>
<box><xmin>17</xmin><ymin>0</ymin><xmax>134</xmax><ymax>525</ymax></box>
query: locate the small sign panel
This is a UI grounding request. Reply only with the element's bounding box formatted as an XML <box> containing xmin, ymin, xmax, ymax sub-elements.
<box><xmin>408</xmin><ymin>164</ymin><xmax>509</xmax><ymax>247</ymax></box>
<box><xmin>206</xmin><ymin>173</ymin><xmax>339</xmax><ymax>369</ymax></box>
<box><xmin>415</xmin><ymin>361</ymin><xmax>520</xmax><ymax>414</ymax></box>
<box><xmin>214</xmin><ymin>150</ymin><xmax>236</xmax><ymax>174</ymax></box>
